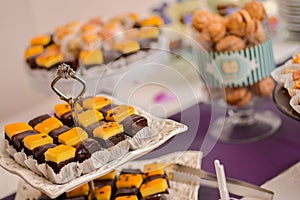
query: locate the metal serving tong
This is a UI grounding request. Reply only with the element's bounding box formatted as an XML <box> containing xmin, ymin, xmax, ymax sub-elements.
<box><xmin>169</xmin><ymin>164</ymin><xmax>274</xmax><ymax>200</ymax></box>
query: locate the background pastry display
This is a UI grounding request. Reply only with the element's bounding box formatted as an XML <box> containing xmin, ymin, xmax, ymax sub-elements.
<box><xmin>192</xmin><ymin>0</ymin><xmax>275</xmax><ymax>107</ymax></box>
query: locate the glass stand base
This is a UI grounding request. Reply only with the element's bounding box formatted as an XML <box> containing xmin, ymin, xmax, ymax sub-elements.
<box><xmin>210</xmin><ymin>110</ymin><xmax>282</xmax><ymax>143</ymax></box>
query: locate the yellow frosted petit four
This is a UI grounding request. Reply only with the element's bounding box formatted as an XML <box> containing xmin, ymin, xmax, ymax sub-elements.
<box><xmin>116</xmin><ymin>174</ymin><xmax>143</xmax><ymax>189</ymax></box>
<box><xmin>140</xmin><ymin>16</ymin><xmax>163</xmax><ymax>27</ymax></box>
<box><xmin>83</xmin><ymin>96</ymin><xmax>112</xmax><ymax>110</ymax></box>
<box><xmin>30</xmin><ymin>34</ymin><xmax>51</xmax><ymax>46</ymax></box>
<box><xmin>79</xmin><ymin>49</ymin><xmax>103</xmax><ymax>66</ymax></box>
<box><xmin>105</xmin><ymin>105</ymin><xmax>135</xmax><ymax>122</ymax></box>
<box><xmin>45</xmin><ymin>144</ymin><xmax>76</xmax><ymax>164</ymax></box>
<box><xmin>139</xmin><ymin>27</ymin><xmax>160</xmax><ymax>39</ymax></box>
<box><xmin>114</xmin><ymin>40</ymin><xmax>140</xmax><ymax>54</ymax></box>
<box><xmin>58</xmin><ymin>127</ymin><xmax>88</xmax><ymax>146</ymax></box>
<box><xmin>24</xmin><ymin>45</ymin><xmax>44</xmax><ymax>60</ymax></box>
<box><xmin>140</xmin><ymin>178</ymin><xmax>169</xmax><ymax>197</ymax></box>
<box><xmin>54</xmin><ymin>104</ymin><xmax>72</xmax><ymax>118</ymax></box>
<box><xmin>143</xmin><ymin>162</ymin><xmax>165</xmax><ymax>178</ymax></box>
<box><xmin>93</xmin><ymin>122</ymin><xmax>124</xmax><ymax>140</ymax></box>
<box><xmin>5</xmin><ymin>122</ymin><xmax>33</xmax><ymax>139</ymax></box>
<box><xmin>34</xmin><ymin>117</ymin><xmax>63</xmax><ymax>134</ymax></box>
<box><xmin>36</xmin><ymin>50</ymin><xmax>63</xmax><ymax>69</ymax></box>
<box><xmin>94</xmin><ymin>185</ymin><xmax>112</xmax><ymax>200</ymax></box>
<box><xmin>23</xmin><ymin>133</ymin><xmax>53</xmax><ymax>150</ymax></box>
<box><xmin>66</xmin><ymin>183</ymin><xmax>90</xmax><ymax>198</ymax></box>
<box><xmin>78</xmin><ymin>109</ymin><xmax>104</xmax><ymax>128</ymax></box>
<box><xmin>95</xmin><ymin>170</ymin><xmax>116</xmax><ymax>181</ymax></box>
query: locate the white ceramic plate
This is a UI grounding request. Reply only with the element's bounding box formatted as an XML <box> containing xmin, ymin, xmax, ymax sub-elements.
<box><xmin>15</xmin><ymin>151</ymin><xmax>202</xmax><ymax>200</ymax></box>
<box><xmin>0</xmin><ymin>94</ymin><xmax>188</xmax><ymax>199</ymax></box>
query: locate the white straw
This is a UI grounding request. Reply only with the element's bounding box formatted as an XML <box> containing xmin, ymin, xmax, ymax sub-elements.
<box><xmin>214</xmin><ymin>160</ymin><xmax>230</xmax><ymax>200</ymax></box>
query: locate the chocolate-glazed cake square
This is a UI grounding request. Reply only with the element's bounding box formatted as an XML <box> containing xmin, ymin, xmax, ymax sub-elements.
<box><xmin>32</xmin><ymin>143</ymin><xmax>57</xmax><ymax>164</ymax></box>
<box><xmin>74</xmin><ymin>138</ymin><xmax>102</xmax><ymax>163</ymax></box>
<box><xmin>54</xmin><ymin>104</ymin><xmax>74</xmax><ymax>127</ymax></box>
<box><xmin>99</xmin><ymin>104</ymin><xmax>118</xmax><ymax>117</ymax></box>
<box><xmin>23</xmin><ymin>133</ymin><xmax>53</xmax><ymax>156</ymax></box>
<box><xmin>4</xmin><ymin>122</ymin><xmax>34</xmax><ymax>145</ymax></box>
<box><xmin>11</xmin><ymin>130</ymin><xmax>39</xmax><ymax>152</ymax></box>
<box><xmin>120</xmin><ymin>114</ymin><xmax>148</xmax><ymax>137</ymax></box>
<box><xmin>28</xmin><ymin>114</ymin><xmax>51</xmax><ymax>127</ymax></box>
<box><xmin>92</xmin><ymin>122</ymin><xmax>126</xmax><ymax>148</ymax></box>
<box><xmin>48</xmin><ymin>125</ymin><xmax>70</xmax><ymax>143</ymax></box>
<box><xmin>85</xmin><ymin>121</ymin><xmax>105</xmax><ymax>136</ymax></box>
<box><xmin>94</xmin><ymin>185</ymin><xmax>112</xmax><ymax>200</ymax></box>
<box><xmin>45</xmin><ymin>144</ymin><xmax>76</xmax><ymax>174</ymax></box>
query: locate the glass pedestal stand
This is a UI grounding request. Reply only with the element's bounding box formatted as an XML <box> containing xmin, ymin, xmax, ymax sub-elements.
<box><xmin>209</xmin><ymin>103</ymin><xmax>281</xmax><ymax>143</ymax></box>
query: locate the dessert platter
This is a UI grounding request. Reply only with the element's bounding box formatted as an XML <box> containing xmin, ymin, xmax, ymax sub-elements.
<box><xmin>15</xmin><ymin>151</ymin><xmax>201</xmax><ymax>200</ymax></box>
<box><xmin>272</xmin><ymin>51</ymin><xmax>300</xmax><ymax>121</ymax></box>
<box><xmin>23</xmin><ymin>13</ymin><xmax>169</xmax><ymax>93</ymax></box>
<box><xmin>0</xmin><ymin>65</ymin><xmax>188</xmax><ymax>199</ymax></box>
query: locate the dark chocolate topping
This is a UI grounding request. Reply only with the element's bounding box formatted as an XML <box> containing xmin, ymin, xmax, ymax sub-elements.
<box><xmin>120</xmin><ymin>114</ymin><xmax>148</xmax><ymax>137</ymax></box>
<box><xmin>11</xmin><ymin>130</ymin><xmax>39</xmax><ymax>152</ymax></box>
<box><xmin>120</xmin><ymin>168</ymin><xmax>142</xmax><ymax>175</ymax></box>
<box><xmin>46</xmin><ymin>157</ymin><xmax>75</xmax><ymax>174</ymax></box>
<box><xmin>28</xmin><ymin>114</ymin><xmax>51</xmax><ymax>127</ymax></box>
<box><xmin>74</xmin><ymin>138</ymin><xmax>102</xmax><ymax>163</ymax></box>
<box><xmin>60</xmin><ymin>111</ymin><xmax>74</xmax><ymax>127</ymax></box>
<box><xmin>32</xmin><ymin>143</ymin><xmax>57</xmax><ymax>164</ymax></box>
<box><xmin>115</xmin><ymin>188</ymin><xmax>139</xmax><ymax>197</ymax></box>
<box><xmin>48</xmin><ymin>125</ymin><xmax>70</xmax><ymax>143</ymax></box>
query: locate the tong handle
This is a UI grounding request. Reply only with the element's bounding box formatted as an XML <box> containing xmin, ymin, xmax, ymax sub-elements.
<box><xmin>51</xmin><ymin>63</ymin><xmax>86</xmax><ymax>105</ymax></box>
<box><xmin>171</xmin><ymin>164</ymin><xmax>274</xmax><ymax>200</ymax></box>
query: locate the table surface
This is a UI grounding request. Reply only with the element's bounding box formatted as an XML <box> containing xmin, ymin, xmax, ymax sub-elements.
<box><xmin>1</xmin><ymin>39</ymin><xmax>300</xmax><ymax>200</ymax></box>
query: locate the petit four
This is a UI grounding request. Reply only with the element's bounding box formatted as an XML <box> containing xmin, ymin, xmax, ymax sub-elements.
<box><xmin>74</xmin><ymin>138</ymin><xmax>102</xmax><ymax>163</ymax></box>
<box><xmin>58</xmin><ymin>127</ymin><xmax>88</xmax><ymax>146</ymax></box>
<box><xmin>92</xmin><ymin>122</ymin><xmax>125</xmax><ymax>148</ymax></box>
<box><xmin>140</xmin><ymin>178</ymin><xmax>169</xmax><ymax>198</ymax></box>
<box><xmin>54</xmin><ymin>104</ymin><xmax>74</xmax><ymax>127</ymax></box>
<box><xmin>105</xmin><ymin>105</ymin><xmax>135</xmax><ymax>122</ymax></box>
<box><xmin>23</xmin><ymin>133</ymin><xmax>53</xmax><ymax>155</ymax></box>
<box><xmin>66</xmin><ymin>183</ymin><xmax>90</xmax><ymax>198</ymax></box>
<box><xmin>34</xmin><ymin>117</ymin><xmax>63</xmax><ymax>134</ymax></box>
<box><xmin>116</xmin><ymin>173</ymin><xmax>144</xmax><ymax>189</ymax></box>
<box><xmin>120</xmin><ymin>114</ymin><xmax>148</xmax><ymax>137</ymax></box>
<box><xmin>45</xmin><ymin>144</ymin><xmax>76</xmax><ymax>173</ymax></box>
<box><xmin>78</xmin><ymin>109</ymin><xmax>104</xmax><ymax>128</ymax></box>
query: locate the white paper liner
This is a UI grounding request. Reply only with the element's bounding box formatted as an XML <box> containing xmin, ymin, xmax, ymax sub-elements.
<box><xmin>13</xmin><ymin>151</ymin><xmax>28</xmax><ymax>168</ymax></box>
<box><xmin>24</xmin><ymin>157</ymin><xmax>45</xmax><ymax>177</ymax></box>
<box><xmin>107</xmin><ymin>139</ymin><xmax>130</xmax><ymax>162</ymax></box>
<box><xmin>46</xmin><ymin>162</ymin><xmax>81</xmax><ymax>184</ymax></box>
<box><xmin>6</xmin><ymin>144</ymin><xmax>17</xmax><ymax>157</ymax></box>
<box><xmin>78</xmin><ymin>149</ymin><xmax>111</xmax><ymax>174</ymax></box>
<box><xmin>284</xmin><ymin>80</ymin><xmax>300</xmax><ymax>97</ymax></box>
<box><xmin>128</xmin><ymin>126</ymin><xmax>157</xmax><ymax>150</ymax></box>
<box><xmin>0</xmin><ymin>137</ymin><xmax>7</xmax><ymax>153</ymax></box>
<box><xmin>290</xmin><ymin>93</ymin><xmax>300</xmax><ymax>114</ymax></box>
<box><xmin>271</xmin><ymin>60</ymin><xmax>300</xmax><ymax>85</ymax></box>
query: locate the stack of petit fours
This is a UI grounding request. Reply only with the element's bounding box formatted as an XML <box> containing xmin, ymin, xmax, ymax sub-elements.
<box><xmin>38</xmin><ymin>162</ymin><xmax>170</xmax><ymax>200</ymax></box>
<box><xmin>3</xmin><ymin>95</ymin><xmax>151</xmax><ymax>183</ymax></box>
<box><xmin>24</xmin><ymin>14</ymin><xmax>163</xmax><ymax>72</ymax></box>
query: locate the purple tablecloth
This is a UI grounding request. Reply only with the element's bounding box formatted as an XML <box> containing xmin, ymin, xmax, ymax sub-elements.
<box><xmin>2</xmin><ymin>99</ymin><xmax>300</xmax><ymax>200</ymax></box>
<box><xmin>175</xmin><ymin>99</ymin><xmax>300</xmax><ymax>199</ymax></box>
